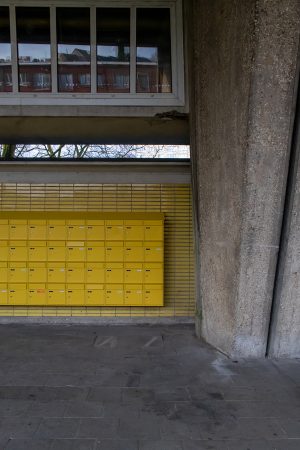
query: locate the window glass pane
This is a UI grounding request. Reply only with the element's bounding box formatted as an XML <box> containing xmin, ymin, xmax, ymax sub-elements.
<box><xmin>136</xmin><ymin>8</ymin><xmax>172</xmax><ymax>93</ymax></box>
<box><xmin>57</xmin><ymin>8</ymin><xmax>90</xmax><ymax>93</ymax></box>
<box><xmin>0</xmin><ymin>6</ymin><xmax>12</xmax><ymax>92</ymax></box>
<box><xmin>97</xmin><ymin>8</ymin><xmax>130</xmax><ymax>93</ymax></box>
<box><xmin>16</xmin><ymin>7</ymin><xmax>51</xmax><ymax>92</ymax></box>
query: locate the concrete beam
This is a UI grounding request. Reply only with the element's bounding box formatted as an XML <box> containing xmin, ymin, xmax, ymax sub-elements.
<box><xmin>0</xmin><ymin>161</ymin><xmax>191</xmax><ymax>184</ymax></box>
<box><xmin>190</xmin><ymin>0</ymin><xmax>300</xmax><ymax>357</ymax></box>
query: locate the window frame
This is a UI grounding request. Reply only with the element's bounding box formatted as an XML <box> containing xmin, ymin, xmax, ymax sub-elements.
<box><xmin>0</xmin><ymin>0</ymin><xmax>184</xmax><ymax>106</ymax></box>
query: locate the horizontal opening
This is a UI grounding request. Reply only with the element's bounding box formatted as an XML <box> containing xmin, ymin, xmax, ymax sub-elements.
<box><xmin>0</xmin><ymin>144</ymin><xmax>190</xmax><ymax>160</ymax></box>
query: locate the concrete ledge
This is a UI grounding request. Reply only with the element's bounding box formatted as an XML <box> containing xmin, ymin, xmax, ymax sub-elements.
<box><xmin>0</xmin><ymin>316</ymin><xmax>195</xmax><ymax>326</ymax></box>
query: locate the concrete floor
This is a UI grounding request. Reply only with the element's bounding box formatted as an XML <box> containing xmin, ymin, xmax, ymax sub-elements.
<box><xmin>0</xmin><ymin>324</ymin><xmax>299</xmax><ymax>450</ymax></box>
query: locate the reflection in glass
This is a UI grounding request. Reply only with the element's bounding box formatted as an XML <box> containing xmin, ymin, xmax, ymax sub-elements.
<box><xmin>57</xmin><ymin>8</ymin><xmax>90</xmax><ymax>92</ymax></box>
<box><xmin>97</xmin><ymin>8</ymin><xmax>130</xmax><ymax>93</ymax></box>
<box><xmin>136</xmin><ymin>8</ymin><xmax>172</xmax><ymax>93</ymax></box>
<box><xmin>0</xmin><ymin>7</ymin><xmax>12</xmax><ymax>92</ymax></box>
<box><xmin>16</xmin><ymin>7</ymin><xmax>51</xmax><ymax>92</ymax></box>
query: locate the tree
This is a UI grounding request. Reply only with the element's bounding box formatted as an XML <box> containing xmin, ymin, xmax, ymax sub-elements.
<box><xmin>0</xmin><ymin>144</ymin><xmax>180</xmax><ymax>159</ymax></box>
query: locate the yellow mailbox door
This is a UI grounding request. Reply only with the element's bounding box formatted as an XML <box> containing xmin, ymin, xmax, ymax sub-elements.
<box><xmin>67</xmin><ymin>222</ymin><xmax>86</xmax><ymax>240</ymax></box>
<box><xmin>86</xmin><ymin>241</ymin><xmax>105</xmax><ymax>262</ymax></box>
<box><xmin>9</xmin><ymin>220</ymin><xmax>27</xmax><ymax>240</ymax></box>
<box><xmin>28</xmin><ymin>241</ymin><xmax>47</xmax><ymax>262</ymax></box>
<box><xmin>48</xmin><ymin>241</ymin><xmax>66</xmax><ymax>262</ymax></box>
<box><xmin>66</xmin><ymin>284</ymin><xmax>84</xmax><ymax>305</ymax></box>
<box><xmin>105</xmin><ymin>221</ymin><xmax>124</xmax><ymax>240</ymax></box>
<box><xmin>124</xmin><ymin>263</ymin><xmax>143</xmax><ymax>284</ymax></box>
<box><xmin>66</xmin><ymin>242</ymin><xmax>85</xmax><ymax>262</ymax></box>
<box><xmin>86</xmin><ymin>284</ymin><xmax>105</xmax><ymax>305</ymax></box>
<box><xmin>48</xmin><ymin>284</ymin><xmax>65</xmax><ymax>305</ymax></box>
<box><xmin>105</xmin><ymin>241</ymin><xmax>123</xmax><ymax>262</ymax></box>
<box><xmin>144</xmin><ymin>284</ymin><xmax>163</xmax><ymax>306</ymax></box>
<box><xmin>124</xmin><ymin>242</ymin><xmax>143</xmax><ymax>262</ymax></box>
<box><xmin>144</xmin><ymin>242</ymin><xmax>164</xmax><ymax>263</ymax></box>
<box><xmin>86</xmin><ymin>263</ymin><xmax>105</xmax><ymax>283</ymax></box>
<box><xmin>28</xmin><ymin>220</ymin><xmax>47</xmax><ymax>240</ymax></box>
<box><xmin>48</xmin><ymin>220</ymin><xmax>66</xmax><ymax>240</ymax></box>
<box><xmin>66</xmin><ymin>263</ymin><xmax>85</xmax><ymax>283</ymax></box>
<box><xmin>124</xmin><ymin>221</ymin><xmax>144</xmax><ymax>241</ymax></box>
<box><xmin>86</xmin><ymin>220</ymin><xmax>105</xmax><ymax>240</ymax></box>
<box><xmin>0</xmin><ymin>284</ymin><xmax>7</xmax><ymax>304</ymax></box>
<box><xmin>144</xmin><ymin>263</ymin><xmax>164</xmax><ymax>284</ymax></box>
<box><xmin>124</xmin><ymin>285</ymin><xmax>143</xmax><ymax>306</ymax></box>
<box><xmin>28</xmin><ymin>263</ymin><xmax>47</xmax><ymax>283</ymax></box>
<box><xmin>47</xmin><ymin>263</ymin><xmax>65</xmax><ymax>283</ymax></box>
<box><xmin>0</xmin><ymin>262</ymin><xmax>7</xmax><ymax>283</ymax></box>
<box><xmin>105</xmin><ymin>263</ymin><xmax>123</xmax><ymax>283</ymax></box>
<box><xmin>8</xmin><ymin>263</ymin><xmax>27</xmax><ymax>283</ymax></box>
<box><xmin>28</xmin><ymin>284</ymin><xmax>47</xmax><ymax>305</ymax></box>
<box><xmin>9</xmin><ymin>241</ymin><xmax>27</xmax><ymax>262</ymax></box>
<box><xmin>0</xmin><ymin>220</ymin><xmax>9</xmax><ymax>240</ymax></box>
<box><xmin>105</xmin><ymin>284</ymin><xmax>124</xmax><ymax>305</ymax></box>
<box><xmin>8</xmin><ymin>283</ymin><xmax>27</xmax><ymax>305</ymax></box>
<box><xmin>144</xmin><ymin>221</ymin><xmax>164</xmax><ymax>241</ymax></box>
<box><xmin>0</xmin><ymin>242</ymin><xmax>8</xmax><ymax>262</ymax></box>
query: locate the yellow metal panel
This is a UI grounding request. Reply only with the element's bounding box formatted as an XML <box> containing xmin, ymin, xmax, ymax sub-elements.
<box><xmin>105</xmin><ymin>222</ymin><xmax>124</xmax><ymax>240</ymax></box>
<box><xmin>48</xmin><ymin>284</ymin><xmax>66</xmax><ymax>305</ymax></box>
<box><xmin>47</xmin><ymin>264</ymin><xmax>66</xmax><ymax>283</ymax></box>
<box><xmin>86</xmin><ymin>284</ymin><xmax>105</xmax><ymax>305</ymax></box>
<box><xmin>66</xmin><ymin>243</ymin><xmax>85</xmax><ymax>262</ymax></box>
<box><xmin>28</xmin><ymin>241</ymin><xmax>47</xmax><ymax>262</ymax></box>
<box><xmin>8</xmin><ymin>283</ymin><xmax>27</xmax><ymax>305</ymax></box>
<box><xmin>105</xmin><ymin>263</ymin><xmax>123</xmax><ymax>284</ymax></box>
<box><xmin>86</xmin><ymin>241</ymin><xmax>105</xmax><ymax>262</ymax></box>
<box><xmin>48</xmin><ymin>241</ymin><xmax>66</xmax><ymax>262</ymax></box>
<box><xmin>28</xmin><ymin>221</ymin><xmax>47</xmax><ymax>240</ymax></box>
<box><xmin>0</xmin><ymin>262</ymin><xmax>7</xmax><ymax>283</ymax></box>
<box><xmin>0</xmin><ymin>242</ymin><xmax>8</xmax><ymax>262</ymax></box>
<box><xmin>86</xmin><ymin>263</ymin><xmax>105</xmax><ymax>283</ymax></box>
<box><xmin>86</xmin><ymin>224</ymin><xmax>105</xmax><ymax>240</ymax></box>
<box><xmin>9</xmin><ymin>221</ymin><xmax>27</xmax><ymax>240</ymax></box>
<box><xmin>105</xmin><ymin>284</ymin><xmax>124</xmax><ymax>305</ymax></box>
<box><xmin>105</xmin><ymin>242</ymin><xmax>124</xmax><ymax>262</ymax></box>
<box><xmin>9</xmin><ymin>242</ymin><xmax>27</xmax><ymax>262</ymax></box>
<box><xmin>0</xmin><ymin>223</ymin><xmax>9</xmax><ymax>240</ymax></box>
<box><xmin>28</xmin><ymin>263</ymin><xmax>47</xmax><ymax>283</ymax></box>
<box><xmin>124</xmin><ymin>242</ymin><xmax>144</xmax><ymax>262</ymax></box>
<box><xmin>124</xmin><ymin>285</ymin><xmax>143</xmax><ymax>306</ymax></box>
<box><xmin>124</xmin><ymin>224</ymin><xmax>144</xmax><ymax>241</ymax></box>
<box><xmin>66</xmin><ymin>284</ymin><xmax>85</xmax><ymax>305</ymax></box>
<box><xmin>48</xmin><ymin>222</ymin><xmax>67</xmax><ymax>240</ymax></box>
<box><xmin>144</xmin><ymin>225</ymin><xmax>163</xmax><ymax>241</ymax></box>
<box><xmin>67</xmin><ymin>225</ymin><xmax>86</xmax><ymax>240</ymax></box>
<box><xmin>8</xmin><ymin>264</ymin><xmax>27</xmax><ymax>283</ymax></box>
<box><xmin>0</xmin><ymin>283</ymin><xmax>7</xmax><ymax>304</ymax></box>
<box><xmin>124</xmin><ymin>263</ymin><xmax>143</xmax><ymax>284</ymax></box>
<box><xmin>144</xmin><ymin>263</ymin><xmax>164</xmax><ymax>284</ymax></box>
<box><xmin>144</xmin><ymin>242</ymin><xmax>164</xmax><ymax>262</ymax></box>
<box><xmin>66</xmin><ymin>263</ymin><xmax>85</xmax><ymax>283</ymax></box>
<box><xmin>144</xmin><ymin>285</ymin><xmax>164</xmax><ymax>306</ymax></box>
<box><xmin>28</xmin><ymin>284</ymin><xmax>47</xmax><ymax>305</ymax></box>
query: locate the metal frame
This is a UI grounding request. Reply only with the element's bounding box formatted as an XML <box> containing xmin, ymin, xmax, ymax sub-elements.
<box><xmin>0</xmin><ymin>0</ymin><xmax>185</xmax><ymax>107</ymax></box>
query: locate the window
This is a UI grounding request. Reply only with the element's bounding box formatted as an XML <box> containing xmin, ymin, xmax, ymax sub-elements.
<box><xmin>0</xmin><ymin>6</ymin><xmax>12</xmax><ymax>92</ymax></box>
<box><xmin>0</xmin><ymin>1</ymin><xmax>184</xmax><ymax>106</ymax></box>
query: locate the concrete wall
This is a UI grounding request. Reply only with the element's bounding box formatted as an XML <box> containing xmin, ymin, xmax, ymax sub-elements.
<box><xmin>268</xmin><ymin>82</ymin><xmax>300</xmax><ymax>358</ymax></box>
<box><xmin>190</xmin><ymin>0</ymin><xmax>300</xmax><ymax>357</ymax></box>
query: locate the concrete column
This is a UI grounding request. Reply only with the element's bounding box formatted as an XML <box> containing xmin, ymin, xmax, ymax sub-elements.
<box><xmin>268</xmin><ymin>84</ymin><xmax>300</xmax><ymax>358</ymax></box>
<box><xmin>190</xmin><ymin>0</ymin><xmax>300</xmax><ymax>357</ymax></box>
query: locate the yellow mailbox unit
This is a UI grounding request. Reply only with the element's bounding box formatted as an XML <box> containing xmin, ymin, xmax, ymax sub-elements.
<box><xmin>0</xmin><ymin>212</ymin><xmax>164</xmax><ymax>307</ymax></box>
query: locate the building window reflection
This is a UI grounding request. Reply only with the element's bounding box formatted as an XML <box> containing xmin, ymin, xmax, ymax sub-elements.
<box><xmin>97</xmin><ymin>8</ymin><xmax>130</xmax><ymax>93</ymax></box>
<box><xmin>136</xmin><ymin>8</ymin><xmax>172</xmax><ymax>93</ymax></box>
<box><xmin>57</xmin><ymin>8</ymin><xmax>91</xmax><ymax>93</ymax></box>
<box><xmin>0</xmin><ymin>6</ymin><xmax>12</xmax><ymax>92</ymax></box>
<box><xmin>16</xmin><ymin>7</ymin><xmax>51</xmax><ymax>92</ymax></box>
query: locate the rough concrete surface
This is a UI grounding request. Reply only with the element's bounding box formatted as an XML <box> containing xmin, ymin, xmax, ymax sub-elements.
<box><xmin>190</xmin><ymin>0</ymin><xmax>300</xmax><ymax>356</ymax></box>
<box><xmin>0</xmin><ymin>324</ymin><xmax>299</xmax><ymax>450</ymax></box>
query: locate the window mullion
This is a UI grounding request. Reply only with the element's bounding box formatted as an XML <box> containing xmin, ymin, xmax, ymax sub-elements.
<box><xmin>9</xmin><ymin>6</ymin><xmax>18</xmax><ymax>93</ymax></box>
<box><xmin>50</xmin><ymin>6</ymin><xmax>58</xmax><ymax>93</ymax></box>
<box><xmin>90</xmin><ymin>6</ymin><xmax>97</xmax><ymax>94</ymax></box>
<box><xmin>130</xmin><ymin>6</ymin><xmax>136</xmax><ymax>94</ymax></box>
